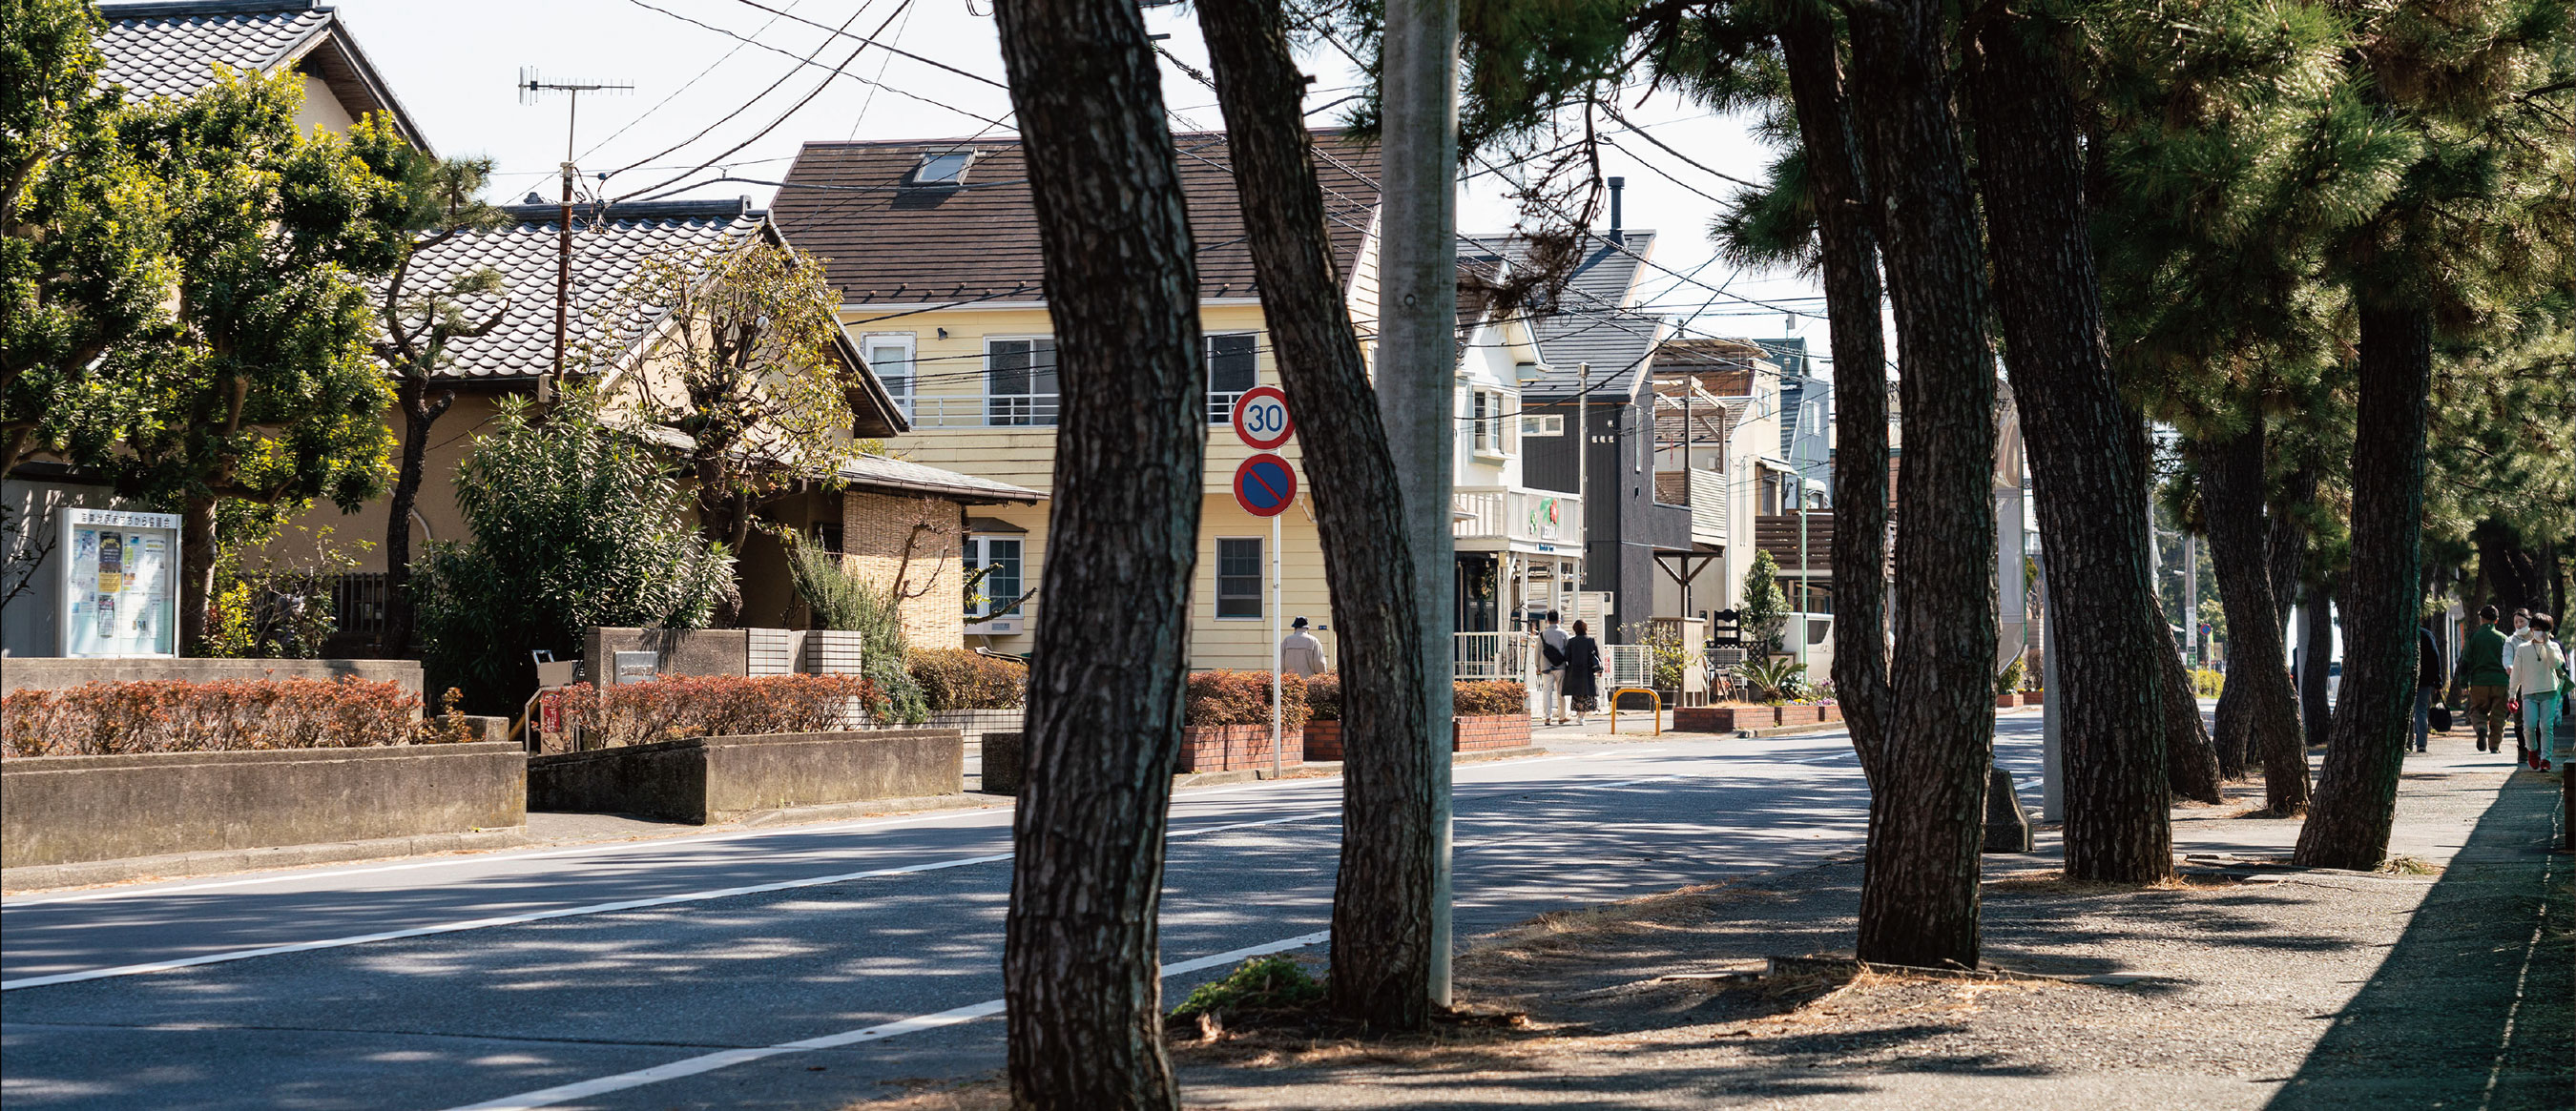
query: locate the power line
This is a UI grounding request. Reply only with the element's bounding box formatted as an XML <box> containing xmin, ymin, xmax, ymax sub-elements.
<box><xmin>608</xmin><ymin>0</ymin><xmax>890</xmax><ymax>178</ymax></box>
<box><xmin>581</xmin><ymin>0</ymin><xmax>808</xmax><ymax>160</ymax></box>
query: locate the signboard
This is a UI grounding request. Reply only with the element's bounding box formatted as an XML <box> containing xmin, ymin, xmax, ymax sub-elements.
<box><xmin>613</xmin><ymin>650</ymin><xmax>659</xmax><ymax>687</ymax></box>
<box><xmin>1233</xmin><ymin>453</ymin><xmax>1298</xmax><ymax>518</ymax></box>
<box><xmin>58</xmin><ymin>508</ymin><xmax>181</xmax><ymax>658</ymax></box>
<box><xmin>1230</xmin><ymin>386</ymin><xmax>1295</xmax><ymax>450</ymax></box>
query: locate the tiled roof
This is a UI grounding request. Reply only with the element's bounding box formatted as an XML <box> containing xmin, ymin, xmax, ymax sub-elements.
<box><xmin>94</xmin><ymin>1</ymin><xmax>430</xmax><ymax>149</ymax></box>
<box><xmin>772</xmin><ymin>132</ymin><xmax>1382</xmax><ymax>305</ymax></box>
<box><xmin>383</xmin><ymin>198</ymin><xmax>766</xmax><ymax>382</ymax></box>
<box><xmin>95</xmin><ymin>2</ymin><xmax>330</xmax><ymax>97</ymax></box>
<box><xmin>1459</xmin><ymin>231</ymin><xmax>1664</xmax><ymax>401</ymax></box>
<box><xmin>838</xmin><ymin>454</ymin><xmax>1043</xmax><ymax>504</ymax></box>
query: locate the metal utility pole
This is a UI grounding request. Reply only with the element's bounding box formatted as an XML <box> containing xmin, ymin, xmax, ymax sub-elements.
<box><xmin>519</xmin><ymin>69</ymin><xmax>630</xmax><ymax>387</ymax></box>
<box><xmin>1380</xmin><ymin>0</ymin><xmax>1459</xmax><ymax>1008</ymax></box>
<box><xmin>2182</xmin><ymin>532</ymin><xmax>2199</xmax><ymax>666</ymax></box>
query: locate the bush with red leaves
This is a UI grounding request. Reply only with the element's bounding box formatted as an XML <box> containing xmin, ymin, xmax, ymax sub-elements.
<box><xmin>0</xmin><ymin>677</ymin><xmax>472</xmax><ymax>757</ymax></box>
<box><xmin>1184</xmin><ymin>669</ymin><xmax>1311</xmax><ymax>730</ymax></box>
<box><xmin>554</xmin><ymin>672</ymin><xmax>888</xmax><ymax>748</ymax></box>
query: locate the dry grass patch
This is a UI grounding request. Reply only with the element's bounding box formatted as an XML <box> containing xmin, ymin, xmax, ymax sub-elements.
<box><xmin>1984</xmin><ymin>868</ymin><xmax>2239</xmax><ymax>895</ymax></box>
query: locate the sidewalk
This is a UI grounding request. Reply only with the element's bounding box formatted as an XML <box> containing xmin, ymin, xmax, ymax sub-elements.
<box><xmin>1168</xmin><ymin>744</ymin><xmax>2571</xmax><ymax>1110</ymax></box>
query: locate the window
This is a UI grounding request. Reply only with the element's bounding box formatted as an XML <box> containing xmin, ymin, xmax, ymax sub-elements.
<box><xmin>913</xmin><ymin>152</ymin><xmax>972</xmax><ymax>185</ymax></box>
<box><xmin>863</xmin><ymin>334</ymin><xmax>913</xmax><ymax>420</ymax></box>
<box><xmin>966</xmin><ymin>536</ymin><xmax>1024</xmax><ymax>617</ymax></box>
<box><xmin>1205</xmin><ymin>333</ymin><xmax>1257</xmax><ymax>423</ymax></box>
<box><xmin>1470</xmin><ymin>389</ymin><xmax>1511</xmax><ymax>457</ymax></box>
<box><xmin>1520</xmin><ymin>413</ymin><xmax>1564</xmax><ymax>437</ymax></box>
<box><xmin>986</xmin><ymin>338</ymin><xmax>1058</xmax><ymax>426</ymax></box>
<box><xmin>809</xmin><ymin>522</ymin><xmax>844</xmax><ymax>554</ymax></box>
<box><xmin>1215</xmin><ymin>537</ymin><xmax>1262</xmax><ymax>619</ymax></box>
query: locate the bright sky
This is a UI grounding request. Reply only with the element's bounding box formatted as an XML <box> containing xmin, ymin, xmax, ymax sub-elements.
<box><xmin>335</xmin><ymin>0</ymin><xmax>1833</xmax><ymax>359</ymax></box>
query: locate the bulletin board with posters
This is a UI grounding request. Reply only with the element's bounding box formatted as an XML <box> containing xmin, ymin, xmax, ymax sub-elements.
<box><xmin>58</xmin><ymin>507</ymin><xmax>181</xmax><ymax>658</ymax></box>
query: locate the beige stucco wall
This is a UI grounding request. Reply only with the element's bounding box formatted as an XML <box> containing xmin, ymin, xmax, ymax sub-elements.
<box><xmin>267</xmin><ymin>390</ymin><xmax>515</xmax><ymax>573</ymax></box>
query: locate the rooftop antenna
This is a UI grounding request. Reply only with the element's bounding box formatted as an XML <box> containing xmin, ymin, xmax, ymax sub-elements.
<box><xmin>518</xmin><ymin>68</ymin><xmax>633</xmax><ymax>388</ymax></box>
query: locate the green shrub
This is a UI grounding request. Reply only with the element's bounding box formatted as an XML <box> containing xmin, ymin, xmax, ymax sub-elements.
<box><xmin>1454</xmin><ymin>679</ymin><xmax>1527</xmax><ymax>717</ymax></box>
<box><xmin>1304</xmin><ymin>672</ymin><xmax>1341</xmax><ymax>722</ymax></box>
<box><xmin>1741</xmin><ymin>656</ymin><xmax>1807</xmax><ymax>704</ymax></box>
<box><xmin>2192</xmin><ymin>668</ymin><xmax>2225</xmax><ymax>698</ymax></box>
<box><xmin>1170</xmin><ymin>956</ymin><xmax>1323</xmax><ymax>1020</ymax></box>
<box><xmin>1996</xmin><ymin>657</ymin><xmax>2027</xmax><ymax>697</ymax></box>
<box><xmin>908</xmin><ymin>648</ymin><xmax>1027</xmax><ymax>711</ymax></box>
<box><xmin>1184</xmin><ymin>669</ymin><xmax>1310</xmax><ymax>729</ymax></box>
<box><xmin>555</xmin><ymin>673</ymin><xmax>885</xmax><ymax>748</ymax></box>
<box><xmin>412</xmin><ymin>395</ymin><xmax>734</xmax><ymax>713</ymax></box>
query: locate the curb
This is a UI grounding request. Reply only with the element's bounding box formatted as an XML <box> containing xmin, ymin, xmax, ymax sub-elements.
<box><xmin>2</xmin><ymin>827</ymin><xmax>532</xmax><ymax>894</ymax></box>
<box><xmin>732</xmin><ymin>792</ymin><xmax>1008</xmax><ymax>828</ymax></box>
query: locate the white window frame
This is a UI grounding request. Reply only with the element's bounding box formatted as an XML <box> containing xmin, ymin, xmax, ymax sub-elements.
<box><xmin>1470</xmin><ymin>388</ymin><xmax>1513</xmax><ymax>459</ymax></box>
<box><xmin>1205</xmin><ymin>332</ymin><xmax>1260</xmax><ymax>424</ymax></box>
<box><xmin>862</xmin><ymin>332</ymin><xmax>915</xmax><ymax>421</ymax></box>
<box><xmin>1215</xmin><ymin>536</ymin><xmax>1263</xmax><ymax>620</ymax></box>
<box><xmin>1520</xmin><ymin>413</ymin><xmax>1565</xmax><ymax>437</ymax></box>
<box><xmin>965</xmin><ymin>535</ymin><xmax>1026</xmax><ymax>618</ymax></box>
<box><xmin>984</xmin><ymin>336</ymin><xmax>1058</xmax><ymax>427</ymax></box>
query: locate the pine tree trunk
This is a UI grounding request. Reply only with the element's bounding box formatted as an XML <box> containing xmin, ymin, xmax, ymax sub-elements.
<box><xmin>2295</xmin><ymin>301</ymin><xmax>2431</xmax><ymax>870</ymax></box>
<box><xmin>2473</xmin><ymin>522</ymin><xmax>2546</xmax><ymax>616</ymax></box>
<box><xmin>1845</xmin><ymin>0</ymin><xmax>1999</xmax><ymax>968</ymax></box>
<box><xmin>1966</xmin><ymin>16</ymin><xmax>2172</xmax><ymax>882</ymax></box>
<box><xmin>382</xmin><ymin>380</ymin><xmax>451</xmax><ymax>658</ymax></box>
<box><xmin>1195</xmin><ymin>0</ymin><xmax>1439</xmax><ymax>1030</ymax></box>
<box><xmin>178</xmin><ymin>494</ymin><xmax>218</xmax><ymax>654</ymax></box>
<box><xmin>2211</xmin><ymin>653</ymin><xmax>2252</xmax><ymax>777</ymax></box>
<box><xmin>2197</xmin><ymin>427</ymin><xmax>2310</xmax><ymax>813</ymax></box>
<box><xmin>990</xmin><ymin>0</ymin><xmax>1205</xmax><ymax>1101</ymax></box>
<box><xmin>1779</xmin><ymin>6</ymin><xmax>1893</xmax><ymax>784</ymax></box>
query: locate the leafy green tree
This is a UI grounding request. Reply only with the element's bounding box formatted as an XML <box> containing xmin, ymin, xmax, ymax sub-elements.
<box><xmin>601</xmin><ymin>237</ymin><xmax>858</xmax><ymax>625</ymax></box>
<box><xmin>1</xmin><ymin>0</ymin><xmax>174</xmax><ymax>478</ymax></box>
<box><xmin>350</xmin><ymin>121</ymin><xmax>510</xmax><ymax>657</ymax></box>
<box><xmin>412</xmin><ymin>392</ymin><xmax>735</xmax><ymax>712</ymax></box>
<box><xmin>103</xmin><ymin>68</ymin><xmax>412</xmax><ymax>652</ymax></box>
<box><xmin>1739</xmin><ymin>548</ymin><xmax>1791</xmax><ymax>656</ymax></box>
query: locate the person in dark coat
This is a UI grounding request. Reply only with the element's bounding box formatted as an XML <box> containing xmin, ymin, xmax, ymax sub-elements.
<box><xmin>2414</xmin><ymin>624</ymin><xmax>2442</xmax><ymax>753</ymax></box>
<box><xmin>1563</xmin><ymin>620</ymin><xmax>1606</xmax><ymax>725</ymax></box>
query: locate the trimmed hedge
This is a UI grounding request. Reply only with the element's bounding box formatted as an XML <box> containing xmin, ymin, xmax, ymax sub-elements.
<box><xmin>1185</xmin><ymin>670</ymin><xmax>1311</xmax><ymax>730</ymax></box>
<box><xmin>558</xmin><ymin>673</ymin><xmax>884</xmax><ymax>749</ymax></box>
<box><xmin>1304</xmin><ymin>673</ymin><xmax>1342</xmax><ymax>722</ymax></box>
<box><xmin>1454</xmin><ymin>680</ymin><xmax>1527</xmax><ymax>717</ymax></box>
<box><xmin>907</xmin><ymin>648</ymin><xmax>1028</xmax><ymax>711</ymax></box>
<box><xmin>2</xmin><ymin>678</ymin><xmax>471</xmax><ymax>757</ymax></box>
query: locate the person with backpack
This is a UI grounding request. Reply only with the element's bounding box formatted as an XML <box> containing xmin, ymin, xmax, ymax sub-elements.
<box><xmin>2508</xmin><ymin>613</ymin><xmax>2566</xmax><ymax>772</ymax></box>
<box><xmin>1536</xmin><ymin>610</ymin><xmax>1570</xmax><ymax>725</ymax></box>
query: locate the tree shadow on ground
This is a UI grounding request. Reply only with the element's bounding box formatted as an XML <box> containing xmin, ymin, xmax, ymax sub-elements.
<box><xmin>2265</xmin><ymin>772</ymin><xmax>2572</xmax><ymax>1110</ymax></box>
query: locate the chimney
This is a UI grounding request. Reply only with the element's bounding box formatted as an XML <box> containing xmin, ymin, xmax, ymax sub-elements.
<box><xmin>1608</xmin><ymin>176</ymin><xmax>1626</xmax><ymax>244</ymax></box>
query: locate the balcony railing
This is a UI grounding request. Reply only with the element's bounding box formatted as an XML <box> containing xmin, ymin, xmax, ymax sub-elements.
<box><xmin>1452</xmin><ymin>486</ymin><xmax>1582</xmax><ymax>547</ymax></box>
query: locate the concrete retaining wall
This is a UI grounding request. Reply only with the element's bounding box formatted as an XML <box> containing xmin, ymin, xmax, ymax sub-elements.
<box><xmin>0</xmin><ymin>657</ymin><xmax>426</xmax><ymax>702</ymax></box>
<box><xmin>0</xmin><ymin>741</ymin><xmax>524</xmax><ymax>869</ymax></box>
<box><xmin>527</xmin><ymin>729</ymin><xmax>963</xmax><ymax>824</ymax></box>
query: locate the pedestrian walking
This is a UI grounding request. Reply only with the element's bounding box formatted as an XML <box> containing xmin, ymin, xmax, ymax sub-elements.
<box><xmin>1563</xmin><ymin>619</ymin><xmax>1605</xmax><ymax>727</ymax></box>
<box><xmin>2459</xmin><ymin>606</ymin><xmax>2513</xmax><ymax>754</ymax></box>
<box><xmin>1536</xmin><ymin>610</ymin><xmax>1570</xmax><ymax>725</ymax></box>
<box><xmin>2508</xmin><ymin>613</ymin><xmax>2565</xmax><ymax>772</ymax></box>
<box><xmin>1279</xmin><ymin>617</ymin><xmax>1328</xmax><ymax>678</ymax></box>
<box><xmin>2414</xmin><ymin>624</ymin><xmax>2442</xmax><ymax>753</ymax></box>
<box><xmin>2507</xmin><ymin>608</ymin><xmax>2537</xmax><ymax>758</ymax></box>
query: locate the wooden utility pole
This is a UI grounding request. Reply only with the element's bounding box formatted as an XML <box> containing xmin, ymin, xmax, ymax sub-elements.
<box><xmin>517</xmin><ymin>70</ymin><xmax>628</xmax><ymax>384</ymax></box>
<box><xmin>1380</xmin><ymin>0</ymin><xmax>1459</xmax><ymax>1008</ymax></box>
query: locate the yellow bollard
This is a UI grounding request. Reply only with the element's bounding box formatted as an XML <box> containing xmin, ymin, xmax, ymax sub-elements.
<box><xmin>1610</xmin><ymin>687</ymin><xmax>1662</xmax><ymax>736</ymax></box>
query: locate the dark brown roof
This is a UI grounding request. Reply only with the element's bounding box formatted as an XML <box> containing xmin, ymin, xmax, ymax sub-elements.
<box><xmin>771</xmin><ymin>132</ymin><xmax>1381</xmax><ymax>306</ymax></box>
<box><xmin>1653</xmin><ymin>337</ymin><xmax>1770</xmax><ymax>396</ymax></box>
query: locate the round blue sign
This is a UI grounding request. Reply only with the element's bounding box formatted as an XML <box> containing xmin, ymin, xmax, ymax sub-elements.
<box><xmin>1233</xmin><ymin>453</ymin><xmax>1298</xmax><ymax>518</ymax></box>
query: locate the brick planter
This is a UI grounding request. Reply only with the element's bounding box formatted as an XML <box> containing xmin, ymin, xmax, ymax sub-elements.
<box><xmin>1775</xmin><ymin>704</ymin><xmax>1824</xmax><ymax>727</ymax></box>
<box><xmin>1</xmin><ymin>742</ymin><xmax>524</xmax><ymax>870</ymax></box>
<box><xmin>1996</xmin><ymin>692</ymin><xmax>2024</xmax><ymax>709</ymax></box>
<box><xmin>1176</xmin><ymin>724</ymin><xmax>1301</xmax><ymax>772</ymax></box>
<box><xmin>1302</xmin><ymin>720</ymin><xmax>1344</xmax><ymax>762</ymax></box>
<box><xmin>2022</xmin><ymin>689</ymin><xmax>2044</xmax><ymax>706</ymax></box>
<box><xmin>1452</xmin><ymin>714</ymin><xmax>1531</xmax><ymax>752</ymax></box>
<box><xmin>1819</xmin><ymin>704</ymin><xmax>1842</xmax><ymax>722</ymax></box>
<box><xmin>1674</xmin><ymin>705</ymin><xmax>1768</xmax><ymax>731</ymax></box>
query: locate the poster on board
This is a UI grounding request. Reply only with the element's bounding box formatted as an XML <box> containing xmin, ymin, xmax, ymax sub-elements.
<box><xmin>59</xmin><ymin>507</ymin><xmax>180</xmax><ymax>657</ymax></box>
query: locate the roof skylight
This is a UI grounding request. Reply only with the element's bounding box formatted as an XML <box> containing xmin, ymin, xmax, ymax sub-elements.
<box><xmin>913</xmin><ymin>152</ymin><xmax>972</xmax><ymax>186</ymax></box>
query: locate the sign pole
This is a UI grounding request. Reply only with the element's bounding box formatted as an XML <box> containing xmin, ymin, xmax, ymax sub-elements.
<box><xmin>1272</xmin><ymin>509</ymin><xmax>1282</xmax><ymax>779</ymax></box>
<box><xmin>1231</xmin><ymin>387</ymin><xmax>1299</xmax><ymax>783</ymax></box>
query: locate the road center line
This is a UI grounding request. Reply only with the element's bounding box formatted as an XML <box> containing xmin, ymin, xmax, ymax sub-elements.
<box><xmin>436</xmin><ymin>930</ymin><xmax>1335</xmax><ymax>1111</ymax></box>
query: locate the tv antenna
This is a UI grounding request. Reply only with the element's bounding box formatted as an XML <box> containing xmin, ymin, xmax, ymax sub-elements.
<box><xmin>517</xmin><ymin>68</ymin><xmax>632</xmax><ymax>384</ymax></box>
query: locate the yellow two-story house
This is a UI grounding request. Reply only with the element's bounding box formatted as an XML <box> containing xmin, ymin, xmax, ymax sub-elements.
<box><xmin>773</xmin><ymin>132</ymin><xmax>1584</xmax><ymax>672</ymax></box>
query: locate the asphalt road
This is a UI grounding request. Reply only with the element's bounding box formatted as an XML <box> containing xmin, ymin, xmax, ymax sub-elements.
<box><xmin>1</xmin><ymin>716</ymin><xmax>2046</xmax><ymax>1110</ymax></box>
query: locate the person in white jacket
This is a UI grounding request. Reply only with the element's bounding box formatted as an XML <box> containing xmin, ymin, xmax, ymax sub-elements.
<box><xmin>2508</xmin><ymin>613</ymin><xmax>2566</xmax><ymax>772</ymax></box>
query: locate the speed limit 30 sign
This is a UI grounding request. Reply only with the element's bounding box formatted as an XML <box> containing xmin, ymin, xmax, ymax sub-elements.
<box><xmin>1230</xmin><ymin>385</ymin><xmax>1296</xmax><ymax>450</ymax></box>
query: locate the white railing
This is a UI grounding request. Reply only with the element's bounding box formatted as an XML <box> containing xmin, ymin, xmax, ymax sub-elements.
<box><xmin>1454</xmin><ymin>630</ymin><xmax>1536</xmax><ymax>682</ymax></box>
<box><xmin>1452</xmin><ymin>486</ymin><xmax>1583</xmax><ymax>547</ymax></box>
<box><xmin>907</xmin><ymin>394</ymin><xmax>1060</xmax><ymax>428</ymax></box>
<box><xmin>1208</xmin><ymin>389</ymin><xmax>1248</xmax><ymax>425</ymax></box>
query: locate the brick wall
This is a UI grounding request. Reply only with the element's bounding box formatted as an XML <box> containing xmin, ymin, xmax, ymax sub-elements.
<box><xmin>1176</xmin><ymin>724</ymin><xmax>1302</xmax><ymax>772</ymax></box>
<box><xmin>1451</xmin><ymin>714</ymin><xmax>1532</xmax><ymax>752</ymax></box>
<box><xmin>842</xmin><ymin>491</ymin><xmax>965</xmax><ymax>649</ymax></box>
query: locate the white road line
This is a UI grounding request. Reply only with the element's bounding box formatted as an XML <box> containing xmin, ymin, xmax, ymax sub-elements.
<box><xmin>437</xmin><ymin>930</ymin><xmax>1335</xmax><ymax>1111</ymax></box>
<box><xmin>1</xmin><ymin>751</ymin><xmax>1711</xmax><ymax>990</ymax></box>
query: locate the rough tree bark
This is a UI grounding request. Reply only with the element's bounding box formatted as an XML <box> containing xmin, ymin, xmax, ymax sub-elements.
<box><xmin>1779</xmin><ymin>5</ymin><xmax>1894</xmax><ymax>787</ymax></box>
<box><xmin>2211</xmin><ymin>456</ymin><xmax>2313</xmax><ymax>773</ymax></box>
<box><xmin>1967</xmin><ymin>12</ymin><xmax>2173</xmax><ymax>881</ymax></box>
<box><xmin>178</xmin><ymin>494</ymin><xmax>218</xmax><ymax>653</ymax></box>
<box><xmin>1195</xmin><ymin>0</ymin><xmax>1439</xmax><ymax>1029</ymax></box>
<box><xmin>2473</xmin><ymin>521</ymin><xmax>2547</xmax><ymax>617</ymax></box>
<box><xmin>1845</xmin><ymin>0</ymin><xmax>2001</xmax><ymax>967</ymax></box>
<box><xmin>2300</xmin><ymin>581</ymin><xmax>2336</xmax><ymax>736</ymax></box>
<box><xmin>2197</xmin><ymin>425</ymin><xmax>2310</xmax><ymax>814</ymax></box>
<box><xmin>2295</xmin><ymin>301</ymin><xmax>2432</xmax><ymax>870</ymax></box>
<box><xmin>990</xmin><ymin>0</ymin><xmax>1205</xmax><ymax>1101</ymax></box>
<box><xmin>381</xmin><ymin>377</ymin><xmax>453</xmax><ymax>657</ymax></box>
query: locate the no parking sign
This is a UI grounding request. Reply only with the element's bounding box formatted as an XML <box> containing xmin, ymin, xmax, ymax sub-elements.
<box><xmin>1233</xmin><ymin>453</ymin><xmax>1298</xmax><ymax>518</ymax></box>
